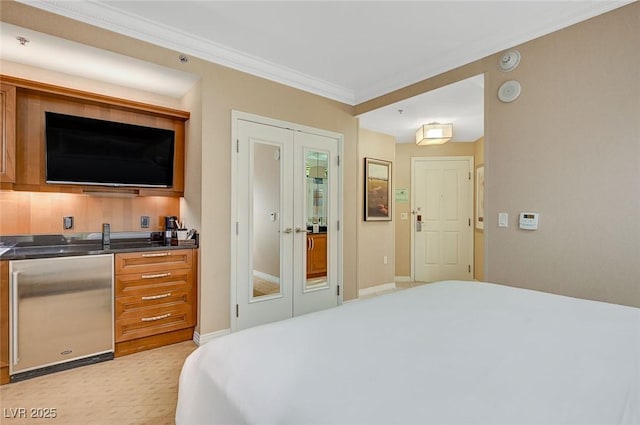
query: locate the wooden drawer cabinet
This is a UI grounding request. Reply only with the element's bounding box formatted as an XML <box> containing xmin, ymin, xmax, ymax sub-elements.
<box><xmin>114</xmin><ymin>249</ymin><xmax>197</xmax><ymax>356</ymax></box>
<box><xmin>115</xmin><ymin>267</ymin><xmax>192</xmax><ymax>297</ymax></box>
<box><xmin>115</xmin><ymin>249</ymin><xmax>192</xmax><ymax>274</ymax></box>
<box><xmin>115</xmin><ymin>303</ymin><xmax>194</xmax><ymax>342</ymax></box>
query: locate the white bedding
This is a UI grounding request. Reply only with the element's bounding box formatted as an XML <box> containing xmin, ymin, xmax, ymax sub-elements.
<box><xmin>176</xmin><ymin>281</ymin><xmax>640</xmax><ymax>424</ymax></box>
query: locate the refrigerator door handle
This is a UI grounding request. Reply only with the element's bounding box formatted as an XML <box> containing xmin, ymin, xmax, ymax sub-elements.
<box><xmin>11</xmin><ymin>271</ymin><xmax>19</xmax><ymax>366</ymax></box>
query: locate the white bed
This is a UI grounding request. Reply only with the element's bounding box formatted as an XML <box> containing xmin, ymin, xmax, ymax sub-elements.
<box><xmin>176</xmin><ymin>281</ymin><xmax>640</xmax><ymax>424</ymax></box>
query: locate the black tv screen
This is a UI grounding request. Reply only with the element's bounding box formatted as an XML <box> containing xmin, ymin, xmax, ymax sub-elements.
<box><xmin>45</xmin><ymin>112</ymin><xmax>175</xmax><ymax>188</ymax></box>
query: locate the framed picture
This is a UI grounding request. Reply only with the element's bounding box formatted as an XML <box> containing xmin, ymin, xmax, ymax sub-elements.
<box><xmin>476</xmin><ymin>164</ymin><xmax>484</xmax><ymax>230</ymax></box>
<box><xmin>364</xmin><ymin>157</ymin><xmax>392</xmax><ymax>221</ymax></box>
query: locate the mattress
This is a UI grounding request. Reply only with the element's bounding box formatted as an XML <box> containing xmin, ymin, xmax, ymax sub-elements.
<box><xmin>176</xmin><ymin>281</ymin><xmax>640</xmax><ymax>424</ymax></box>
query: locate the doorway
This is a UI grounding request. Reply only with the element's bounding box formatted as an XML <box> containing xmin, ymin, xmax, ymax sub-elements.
<box><xmin>411</xmin><ymin>156</ymin><xmax>473</xmax><ymax>282</ymax></box>
<box><xmin>231</xmin><ymin>112</ymin><xmax>343</xmax><ymax>331</ymax></box>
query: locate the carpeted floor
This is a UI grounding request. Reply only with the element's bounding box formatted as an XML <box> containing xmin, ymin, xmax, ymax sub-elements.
<box><xmin>252</xmin><ymin>277</ymin><xmax>328</xmax><ymax>297</ymax></box>
<box><xmin>252</xmin><ymin>278</ymin><xmax>280</xmax><ymax>297</ymax></box>
<box><xmin>0</xmin><ymin>341</ymin><xmax>197</xmax><ymax>425</ymax></box>
<box><xmin>0</xmin><ymin>281</ymin><xmax>426</xmax><ymax>424</ymax></box>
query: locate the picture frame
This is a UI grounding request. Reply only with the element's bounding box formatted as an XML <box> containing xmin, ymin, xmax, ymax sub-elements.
<box><xmin>476</xmin><ymin>164</ymin><xmax>484</xmax><ymax>230</ymax></box>
<box><xmin>364</xmin><ymin>157</ymin><xmax>392</xmax><ymax>221</ymax></box>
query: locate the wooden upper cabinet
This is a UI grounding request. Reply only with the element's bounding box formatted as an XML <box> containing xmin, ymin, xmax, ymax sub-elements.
<box><xmin>2</xmin><ymin>75</ymin><xmax>189</xmax><ymax>197</ymax></box>
<box><xmin>0</xmin><ymin>84</ymin><xmax>16</xmax><ymax>183</ymax></box>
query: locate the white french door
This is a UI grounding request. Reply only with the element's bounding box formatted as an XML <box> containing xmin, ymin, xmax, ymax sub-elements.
<box><xmin>412</xmin><ymin>157</ymin><xmax>473</xmax><ymax>282</ymax></box>
<box><xmin>233</xmin><ymin>113</ymin><xmax>341</xmax><ymax>331</ymax></box>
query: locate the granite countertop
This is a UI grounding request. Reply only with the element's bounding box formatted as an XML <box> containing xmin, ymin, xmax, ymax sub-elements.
<box><xmin>306</xmin><ymin>226</ymin><xmax>327</xmax><ymax>235</ymax></box>
<box><xmin>0</xmin><ymin>232</ymin><xmax>198</xmax><ymax>260</ymax></box>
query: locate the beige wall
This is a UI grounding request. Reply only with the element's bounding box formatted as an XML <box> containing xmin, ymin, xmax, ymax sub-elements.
<box><xmin>2</xmin><ymin>0</ymin><xmax>638</xmax><ymax>338</ymax></box>
<box><xmin>357</xmin><ymin>128</ymin><xmax>396</xmax><ymax>290</ymax></box>
<box><xmin>198</xmin><ymin>70</ymin><xmax>358</xmax><ymax>335</ymax></box>
<box><xmin>483</xmin><ymin>3</ymin><xmax>640</xmax><ymax>306</ymax></box>
<box><xmin>375</xmin><ymin>3</ymin><xmax>639</xmax><ymax>307</ymax></box>
<box><xmin>394</xmin><ymin>142</ymin><xmax>478</xmax><ymax>278</ymax></box>
<box><xmin>1</xmin><ymin>2</ymin><xmax>359</xmax><ymax>337</ymax></box>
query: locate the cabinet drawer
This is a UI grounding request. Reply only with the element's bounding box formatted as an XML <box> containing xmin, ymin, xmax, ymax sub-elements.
<box><xmin>115</xmin><ymin>268</ymin><xmax>192</xmax><ymax>297</ymax></box>
<box><xmin>115</xmin><ymin>304</ymin><xmax>193</xmax><ymax>342</ymax></box>
<box><xmin>115</xmin><ymin>249</ymin><xmax>192</xmax><ymax>274</ymax></box>
<box><xmin>116</xmin><ymin>288</ymin><xmax>192</xmax><ymax>318</ymax></box>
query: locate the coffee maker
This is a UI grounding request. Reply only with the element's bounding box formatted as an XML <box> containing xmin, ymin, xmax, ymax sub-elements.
<box><xmin>164</xmin><ymin>216</ymin><xmax>178</xmax><ymax>244</ymax></box>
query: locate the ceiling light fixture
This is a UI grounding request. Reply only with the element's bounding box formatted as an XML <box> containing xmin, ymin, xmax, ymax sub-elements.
<box><xmin>415</xmin><ymin>123</ymin><xmax>453</xmax><ymax>146</ymax></box>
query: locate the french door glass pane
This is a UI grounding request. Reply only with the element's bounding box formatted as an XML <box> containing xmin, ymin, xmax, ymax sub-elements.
<box><xmin>252</xmin><ymin>142</ymin><xmax>282</xmax><ymax>299</ymax></box>
<box><xmin>305</xmin><ymin>150</ymin><xmax>329</xmax><ymax>291</ymax></box>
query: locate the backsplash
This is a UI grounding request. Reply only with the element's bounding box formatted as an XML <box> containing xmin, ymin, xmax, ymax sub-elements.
<box><xmin>0</xmin><ymin>191</ymin><xmax>180</xmax><ymax>235</ymax></box>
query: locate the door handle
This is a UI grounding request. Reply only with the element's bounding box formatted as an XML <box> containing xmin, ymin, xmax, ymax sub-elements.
<box><xmin>295</xmin><ymin>227</ymin><xmax>308</xmax><ymax>233</ymax></box>
<box><xmin>280</xmin><ymin>227</ymin><xmax>293</xmax><ymax>234</ymax></box>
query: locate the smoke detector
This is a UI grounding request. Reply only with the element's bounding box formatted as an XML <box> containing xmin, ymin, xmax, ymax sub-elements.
<box><xmin>499</xmin><ymin>49</ymin><xmax>521</xmax><ymax>72</ymax></box>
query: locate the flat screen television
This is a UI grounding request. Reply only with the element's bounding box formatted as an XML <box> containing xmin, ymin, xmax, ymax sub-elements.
<box><xmin>45</xmin><ymin>112</ymin><xmax>175</xmax><ymax>188</ymax></box>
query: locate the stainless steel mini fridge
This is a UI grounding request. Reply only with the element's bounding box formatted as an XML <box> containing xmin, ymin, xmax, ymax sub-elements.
<box><xmin>9</xmin><ymin>254</ymin><xmax>114</xmax><ymax>380</ymax></box>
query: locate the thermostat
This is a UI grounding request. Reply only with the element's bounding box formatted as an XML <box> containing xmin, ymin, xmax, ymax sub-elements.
<box><xmin>519</xmin><ymin>212</ymin><xmax>539</xmax><ymax>230</ymax></box>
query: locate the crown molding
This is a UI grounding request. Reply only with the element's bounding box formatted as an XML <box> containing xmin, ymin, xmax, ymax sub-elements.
<box><xmin>19</xmin><ymin>0</ymin><xmax>356</xmax><ymax>105</ymax></box>
<box><xmin>17</xmin><ymin>0</ymin><xmax>633</xmax><ymax>107</ymax></box>
<box><xmin>351</xmin><ymin>0</ymin><xmax>635</xmax><ymax>104</ymax></box>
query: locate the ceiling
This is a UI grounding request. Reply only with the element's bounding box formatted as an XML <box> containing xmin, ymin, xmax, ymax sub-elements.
<box><xmin>5</xmin><ymin>0</ymin><xmax>634</xmax><ymax>142</ymax></box>
<box><xmin>359</xmin><ymin>74</ymin><xmax>485</xmax><ymax>143</ymax></box>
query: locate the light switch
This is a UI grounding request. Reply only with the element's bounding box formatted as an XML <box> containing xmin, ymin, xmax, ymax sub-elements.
<box><xmin>498</xmin><ymin>213</ymin><xmax>508</xmax><ymax>228</ymax></box>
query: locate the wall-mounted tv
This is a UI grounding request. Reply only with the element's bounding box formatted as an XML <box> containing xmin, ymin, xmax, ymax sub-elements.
<box><xmin>45</xmin><ymin>112</ymin><xmax>175</xmax><ymax>188</ymax></box>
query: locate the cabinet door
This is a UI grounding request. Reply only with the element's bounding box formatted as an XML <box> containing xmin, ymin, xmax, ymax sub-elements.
<box><xmin>313</xmin><ymin>234</ymin><xmax>327</xmax><ymax>275</ymax></box>
<box><xmin>307</xmin><ymin>234</ymin><xmax>327</xmax><ymax>278</ymax></box>
<box><xmin>0</xmin><ymin>84</ymin><xmax>16</xmax><ymax>183</ymax></box>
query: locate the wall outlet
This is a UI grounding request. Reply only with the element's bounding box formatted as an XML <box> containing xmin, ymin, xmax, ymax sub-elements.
<box><xmin>383</xmin><ymin>256</ymin><xmax>388</xmax><ymax>265</ymax></box>
<box><xmin>140</xmin><ymin>215</ymin><xmax>150</xmax><ymax>228</ymax></box>
<box><xmin>63</xmin><ymin>216</ymin><xmax>74</xmax><ymax>230</ymax></box>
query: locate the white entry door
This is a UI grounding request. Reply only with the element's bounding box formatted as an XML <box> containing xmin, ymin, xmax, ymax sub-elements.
<box><xmin>412</xmin><ymin>157</ymin><xmax>473</xmax><ymax>282</ymax></box>
<box><xmin>234</xmin><ymin>114</ymin><xmax>341</xmax><ymax>331</ymax></box>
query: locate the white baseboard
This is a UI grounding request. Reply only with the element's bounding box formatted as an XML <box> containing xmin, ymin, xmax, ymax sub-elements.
<box><xmin>342</xmin><ymin>298</ymin><xmax>359</xmax><ymax>304</ymax></box>
<box><xmin>395</xmin><ymin>275</ymin><xmax>411</xmax><ymax>282</ymax></box>
<box><xmin>193</xmin><ymin>328</ymin><xmax>231</xmax><ymax>346</ymax></box>
<box><xmin>358</xmin><ymin>282</ymin><xmax>396</xmax><ymax>297</ymax></box>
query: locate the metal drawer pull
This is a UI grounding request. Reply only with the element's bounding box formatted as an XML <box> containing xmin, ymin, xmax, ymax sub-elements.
<box><xmin>141</xmin><ymin>292</ymin><xmax>172</xmax><ymax>301</ymax></box>
<box><xmin>141</xmin><ymin>313</ymin><xmax>171</xmax><ymax>322</ymax></box>
<box><xmin>141</xmin><ymin>272</ymin><xmax>171</xmax><ymax>279</ymax></box>
<box><xmin>141</xmin><ymin>252</ymin><xmax>171</xmax><ymax>257</ymax></box>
